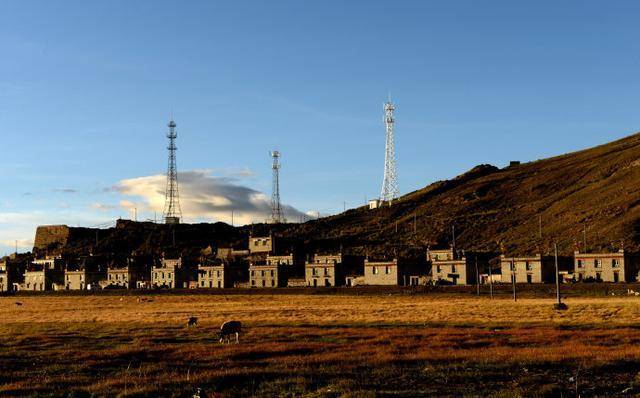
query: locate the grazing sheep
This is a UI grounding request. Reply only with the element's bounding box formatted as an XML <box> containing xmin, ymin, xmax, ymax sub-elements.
<box><xmin>219</xmin><ymin>321</ymin><xmax>241</xmax><ymax>344</ymax></box>
<box><xmin>187</xmin><ymin>317</ymin><xmax>198</xmax><ymax>327</ymax></box>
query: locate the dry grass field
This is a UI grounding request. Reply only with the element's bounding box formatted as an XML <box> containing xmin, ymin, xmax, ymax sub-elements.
<box><xmin>2</xmin><ymin>294</ymin><xmax>640</xmax><ymax>397</ymax></box>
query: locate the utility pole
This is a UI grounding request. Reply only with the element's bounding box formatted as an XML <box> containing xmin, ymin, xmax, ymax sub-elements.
<box><xmin>511</xmin><ymin>259</ymin><xmax>517</xmax><ymax>302</ymax></box>
<box><xmin>452</xmin><ymin>225</ymin><xmax>456</xmax><ymax>253</ymax></box>
<box><xmin>488</xmin><ymin>263</ymin><xmax>494</xmax><ymax>299</ymax></box>
<box><xmin>475</xmin><ymin>256</ymin><xmax>480</xmax><ymax>296</ymax></box>
<box><xmin>554</xmin><ymin>242</ymin><xmax>561</xmax><ymax>306</ymax></box>
<box><xmin>343</xmin><ymin>201</ymin><xmax>346</xmax><ymax>212</ymax></box>
<box><xmin>231</xmin><ymin>210</ymin><xmax>234</xmax><ymax>227</ymax></box>
<box><xmin>539</xmin><ymin>215</ymin><xmax>542</xmax><ymax>239</ymax></box>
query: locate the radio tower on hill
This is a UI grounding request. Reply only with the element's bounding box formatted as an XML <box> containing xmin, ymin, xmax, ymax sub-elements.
<box><xmin>163</xmin><ymin>117</ymin><xmax>182</xmax><ymax>224</ymax></box>
<box><xmin>270</xmin><ymin>150</ymin><xmax>285</xmax><ymax>224</ymax></box>
<box><xmin>380</xmin><ymin>95</ymin><xmax>399</xmax><ymax>203</ymax></box>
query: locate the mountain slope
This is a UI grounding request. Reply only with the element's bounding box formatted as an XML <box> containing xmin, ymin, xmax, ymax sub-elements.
<box><xmin>279</xmin><ymin>132</ymin><xmax>640</xmax><ymax>256</ymax></box>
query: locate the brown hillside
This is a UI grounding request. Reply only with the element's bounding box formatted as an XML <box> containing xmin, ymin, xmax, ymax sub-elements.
<box><xmin>280</xmin><ymin>132</ymin><xmax>640</xmax><ymax>256</ymax></box>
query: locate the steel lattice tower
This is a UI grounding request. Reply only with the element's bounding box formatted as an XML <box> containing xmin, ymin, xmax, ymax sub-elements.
<box><xmin>163</xmin><ymin>118</ymin><xmax>182</xmax><ymax>224</ymax></box>
<box><xmin>270</xmin><ymin>150</ymin><xmax>284</xmax><ymax>224</ymax></box>
<box><xmin>380</xmin><ymin>97</ymin><xmax>399</xmax><ymax>203</ymax></box>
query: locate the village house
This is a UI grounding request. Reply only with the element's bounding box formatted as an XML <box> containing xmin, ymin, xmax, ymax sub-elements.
<box><xmin>0</xmin><ymin>261</ymin><xmax>7</xmax><ymax>292</ymax></box>
<box><xmin>0</xmin><ymin>258</ymin><xmax>23</xmax><ymax>292</ymax></box>
<box><xmin>65</xmin><ymin>256</ymin><xmax>107</xmax><ymax>290</ymax></box>
<box><xmin>428</xmin><ymin>248</ymin><xmax>480</xmax><ymax>285</ymax></box>
<box><xmin>249</xmin><ymin>253</ymin><xmax>304</xmax><ymax>288</ymax></box>
<box><xmin>249</xmin><ymin>235</ymin><xmax>273</xmax><ymax>254</ymax></box>
<box><xmin>152</xmin><ymin>258</ymin><xmax>185</xmax><ymax>289</ymax></box>
<box><xmin>107</xmin><ymin>258</ymin><xmax>147</xmax><ymax>289</ymax></box>
<box><xmin>500</xmin><ymin>254</ymin><xmax>572</xmax><ymax>284</ymax></box>
<box><xmin>249</xmin><ymin>261</ymin><xmax>285</xmax><ymax>287</ymax></box>
<box><xmin>197</xmin><ymin>259</ymin><xmax>245</xmax><ymax>288</ymax></box>
<box><xmin>364</xmin><ymin>258</ymin><xmax>426</xmax><ymax>286</ymax></box>
<box><xmin>345</xmin><ymin>274</ymin><xmax>365</xmax><ymax>287</ymax></box>
<box><xmin>21</xmin><ymin>256</ymin><xmax>65</xmax><ymax>291</ymax></box>
<box><xmin>216</xmin><ymin>247</ymin><xmax>250</xmax><ymax>261</ymax></box>
<box><xmin>573</xmin><ymin>250</ymin><xmax>639</xmax><ymax>282</ymax></box>
<box><xmin>305</xmin><ymin>254</ymin><xmax>364</xmax><ymax>287</ymax></box>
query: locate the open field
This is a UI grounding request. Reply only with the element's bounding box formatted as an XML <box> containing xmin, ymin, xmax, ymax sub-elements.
<box><xmin>3</xmin><ymin>294</ymin><xmax>640</xmax><ymax>397</ymax></box>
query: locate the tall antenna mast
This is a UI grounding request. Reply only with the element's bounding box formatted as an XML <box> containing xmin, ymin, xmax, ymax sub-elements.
<box><xmin>163</xmin><ymin>117</ymin><xmax>182</xmax><ymax>224</ymax></box>
<box><xmin>270</xmin><ymin>150</ymin><xmax>284</xmax><ymax>224</ymax></box>
<box><xmin>380</xmin><ymin>95</ymin><xmax>399</xmax><ymax>203</ymax></box>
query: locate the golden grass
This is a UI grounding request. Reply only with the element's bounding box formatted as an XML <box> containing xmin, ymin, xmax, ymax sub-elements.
<box><xmin>2</xmin><ymin>294</ymin><xmax>640</xmax><ymax>326</ymax></box>
<box><xmin>2</xmin><ymin>294</ymin><xmax>640</xmax><ymax>396</ymax></box>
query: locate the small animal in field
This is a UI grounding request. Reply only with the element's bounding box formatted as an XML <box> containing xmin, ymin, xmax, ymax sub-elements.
<box><xmin>219</xmin><ymin>320</ymin><xmax>241</xmax><ymax>344</ymax></box>
<box><xmin>187</xmin><ymin>317</ymin><xmax>198</xmax><ymax>327</ymax></box>
<box><xmin>14</xmin><ymin>302</ymin><xmax>22</xmax><ymax>306</ymax></box>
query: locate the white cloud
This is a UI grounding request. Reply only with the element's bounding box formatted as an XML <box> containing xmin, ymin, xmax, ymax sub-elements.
<box><xmin>116</xmin><ymin>170</ymin><xmax>305</xmax><ymax>225</ymax></box>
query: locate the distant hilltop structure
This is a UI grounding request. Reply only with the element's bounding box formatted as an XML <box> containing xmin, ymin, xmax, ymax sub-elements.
<box><xmin>163</xmin><ymin>117</ymin><xmax>182</xmax><ymax>224</ymax></box>
<box><xmin>33</xmin><ymin>225</ymin><xmax>70</xmax><ymax>251</ymax></box>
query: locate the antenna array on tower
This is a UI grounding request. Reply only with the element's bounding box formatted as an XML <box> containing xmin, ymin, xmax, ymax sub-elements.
<box><xmin>163</xmin><ymin>118</ymin><xmax>182</xmax><ymax>224</ymax></box>
<box><xmin>270</xmin><ymin>150</ymin><xmax>285</xmax><ymax>224</ymax></box>
<box><xmin>380</xmin><ymin>97</ymin><xmax>399</xmax><ymax>203</ymax></box>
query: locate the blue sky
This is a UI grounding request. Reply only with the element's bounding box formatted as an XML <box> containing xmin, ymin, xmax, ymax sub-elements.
<box><xmin>1</xmin><ymin>1</ymin><xmax>640</xmax><ymax>255</ymax></box>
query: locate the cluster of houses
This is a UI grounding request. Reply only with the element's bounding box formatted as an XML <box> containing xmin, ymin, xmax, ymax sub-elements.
<box><xmin>0</xmin><ymin>234</ymin><xmax>638</xmax><ymax>292</ymax></box>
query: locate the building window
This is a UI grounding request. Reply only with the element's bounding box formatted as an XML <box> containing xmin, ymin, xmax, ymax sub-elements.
<box><xmin>270</xmin><ymin>270</ymin><xmax>274</xmax><ymax>277</ymax></box>
<box><xmin>372</xmin><ymin>266</ymin><xmax>378</xmax><ymax>274</ymax></box>
<box><xmin>451</xmin><ymin>265</ymin><xmax>456</xmax><ymax>273</ymax></box>
<box><xmin>595</xmin><ymin>259</ymin><xmax>602</xmax><ymax>268</ymax></box>
<box><xmin>324</xmin><ymin>267</ymin><xmax>328</xmax><ymax>276</ymax></box>
<box><xmin>385</xmin><ymin>266</ymin><xmax>390</xmax><ymax>274</ymax></box>
<box><xmin>525</xmin><ymin>262</ymin><xmax>532</xmax><ymax>271</ymax></box>
<box><xmin>510</xmin><ymin>262</ymin><xmax>514</xmax><ymax>271</ymax></box>
<box><xmin>251</xmin><ymin>279</ymin><xmax>256</xmax><ymax>286</ymax></box>
<box><xmin>261</xmin><ymin>270</ymin><xmax>265</xmax><ymax>277</ymax></box>
<box><xmin>217</xmin><ymin>270</ymin><xmax>221</xmax><ymax>277</ymax></box>
<box><xmin>251</xmin><ymin>270</ymin><xmax>254</xmax><ymax>276</ymax></box>
<box><xmin>271</xmin><ymin>280</ymin><xmax>275</xmax><ymax>287</ymax></box>
<box><xmin>577</xmin><ymin>259</ymin><xmax>583</xmax><ymax>268</ymax></box>
<box><xmin>436</xmin><ymin>265</ymin><xmax>441</xmax><ymax>273</ymax></box>
<box><xmin>613</xmin><ymin>259</ymin><xmax>620</xmax><ymax>268</ymax></box>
